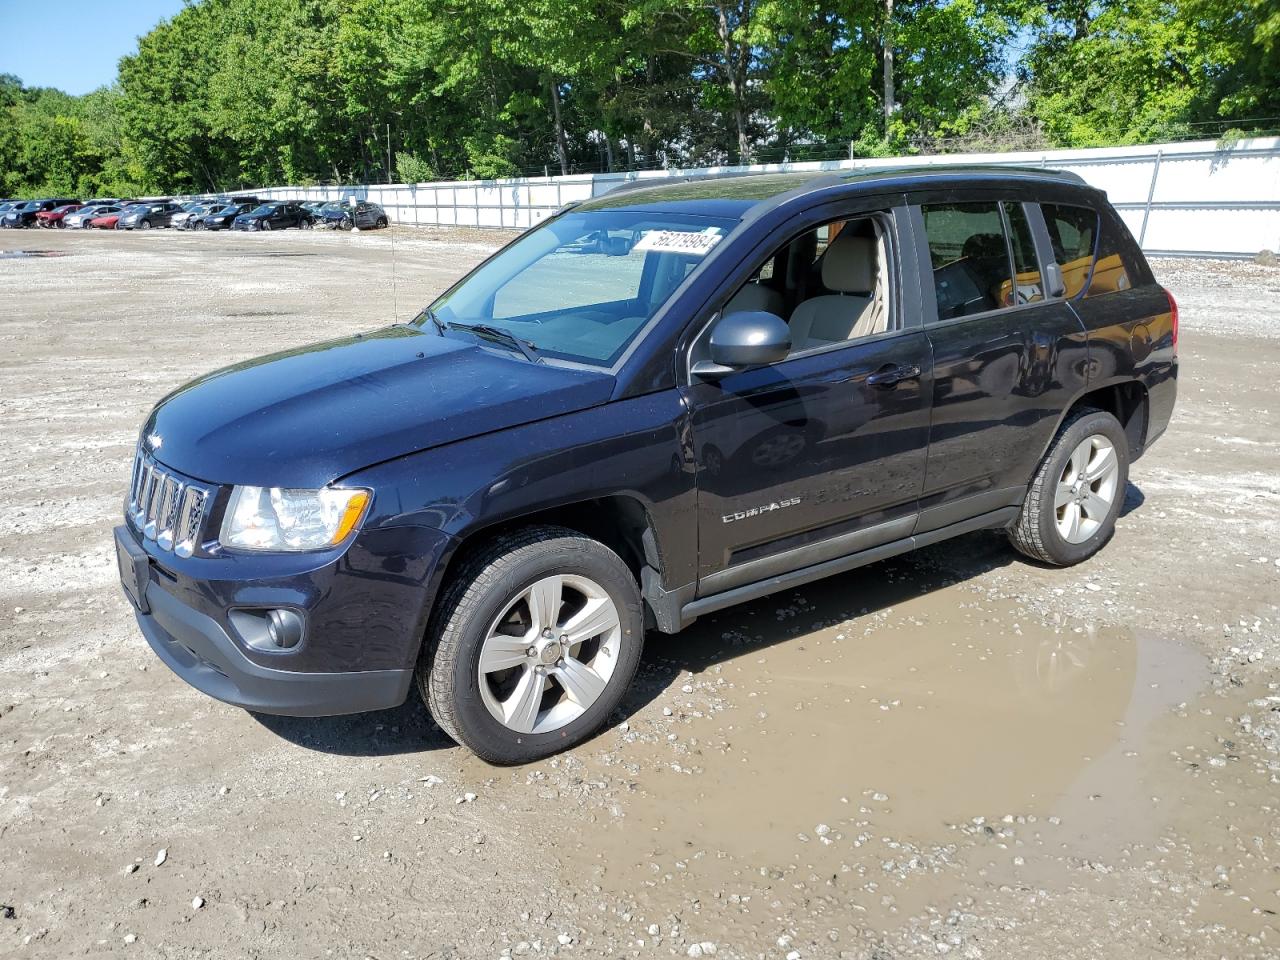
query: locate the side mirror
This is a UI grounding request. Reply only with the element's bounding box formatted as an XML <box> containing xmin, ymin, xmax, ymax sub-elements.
<box><xmin>693</xmin><ymin>310</ymin><xmax>791</xmax><ymax>378</ymax></box>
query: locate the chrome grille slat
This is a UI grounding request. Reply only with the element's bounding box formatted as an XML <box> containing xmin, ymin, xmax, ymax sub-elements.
<box><xmin>126</xmin><ymin>448</ymin><xmax>211</xmax><ymax>557</ymax></box>
<box><xmin>175</xmin><ymin>487</ymin><xmax>206</xmax><ymax>558</ymax></box>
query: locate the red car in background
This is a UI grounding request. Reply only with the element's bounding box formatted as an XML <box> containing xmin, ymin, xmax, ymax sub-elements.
<box><xmin>36</xmin><ymin>204</ymin><xmax>83</xmax><ymax>228</ymax></box>
<box><xmin>93</xmin><ymin>202</ymin><xmax>150</xmax><ymax>229</ymax></box>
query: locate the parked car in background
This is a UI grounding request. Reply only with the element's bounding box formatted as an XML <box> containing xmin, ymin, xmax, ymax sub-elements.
<box><xmin>64</xmin><ymin>204</ymin><xmax>114</xmax><ymax>229</ymax></box>
<box><xmin>312</xmin><ymin>200</ymin><xmax>389</xmax><ymax>230</ymax></box>
<box><xmin>301</xmin><ymin>200</ymin><xmax>327</xmax><ymax>217</ymax></box>
<box><xmin>118</xmin><ymin>200</ymin><xmax>186</xmax><ymax>230</ymax></box>
<box><xmin>90</xmin><ymin>207</ymin><xmax>131</xmax><ymax>229</ymax></box>
<box><xmin>172</xmin><ymin>201</ymin><xmax>217</xmax><ymax>230</ymax></box>
<box><xmin>3</xmin><ymin>198</ymin><xmax>80</xmax><ymax>228</ymax></box>
<box><xmin>198</xmin><ymin>202</ymin><xmax>255</xmax><ymax>231</ymax></box>
<box><xmin>232</xmin><ymin>201</ymin><xmax>312</xmax><ymax>231</ymax></box>
<box><xmin>36</xmin><ymin>204</ymin><xmax>84</xmax><ymax>227</ymax></box>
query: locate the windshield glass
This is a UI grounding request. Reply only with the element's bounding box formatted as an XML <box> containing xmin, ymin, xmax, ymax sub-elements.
<box><xmin>421</xmin><ymin>210</ymin><xmax>737</xmax><ymax>366</ymax></box>
<box><xmin>249</xmin><ymin>203</ymin><xmax>277</xmax><ymax>216</ymax></box>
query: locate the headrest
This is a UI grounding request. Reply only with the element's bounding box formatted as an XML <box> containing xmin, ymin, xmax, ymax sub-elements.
<box><xmin>821</xmin><ymin>232</ymin><xmax>876</xmax><ymax>292</ymax></box>
<box><xmin>724</xmin><ymin>282</ymin><xmax>776</xmax><ymax>315</ymax></box>
<box><xmin>962</xmin><ymin>232</ymin><xmax>1005</xmax><ymax>260</ymax></box>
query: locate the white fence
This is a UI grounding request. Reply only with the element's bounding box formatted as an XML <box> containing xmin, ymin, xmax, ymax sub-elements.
<box><xmin>255</xmin><ymin>137</ymin><xmax>1280</xmax><ymax>258</ymax></box>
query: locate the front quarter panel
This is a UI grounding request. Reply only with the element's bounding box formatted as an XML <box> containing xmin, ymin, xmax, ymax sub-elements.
<box><xmin>344</xmin><ymin>392</ymin><xmax>698</xmax><ymax>589</ymax></box>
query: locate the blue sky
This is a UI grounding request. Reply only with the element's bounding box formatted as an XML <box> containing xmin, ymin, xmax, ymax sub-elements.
<box><xmin>0</xmin><ymin>0</ymin><xmax>186</xmax><ymax>94</ymax></box>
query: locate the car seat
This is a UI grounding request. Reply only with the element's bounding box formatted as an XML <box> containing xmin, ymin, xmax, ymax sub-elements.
<box><xmin>788</xmin><ymin>225</ymin><xmax>887</xmax><ymax>352</ymax></box>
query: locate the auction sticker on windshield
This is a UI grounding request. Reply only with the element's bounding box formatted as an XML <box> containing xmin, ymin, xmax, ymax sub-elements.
<box><xmin>633</xmin><ymin>230</ymin><xmax>724</xmax><ymax>255</ymax></box>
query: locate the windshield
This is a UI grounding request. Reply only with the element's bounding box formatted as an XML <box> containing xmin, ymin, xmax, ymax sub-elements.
<box><xmin>248</xmin><ymin>203</ymin><xmax>277</xmax><ymax>216</ymax></box>
<box><xmin>421</xmin><ymin>210</ymin><xmax>737</xmax><ymax>366</ymax></box>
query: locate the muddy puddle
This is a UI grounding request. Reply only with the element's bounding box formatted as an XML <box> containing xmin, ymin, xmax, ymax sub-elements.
<box><xmin>535</xmin><ymin>570</ymin><xmax>1279</xmax><ymax>941</ymax></box>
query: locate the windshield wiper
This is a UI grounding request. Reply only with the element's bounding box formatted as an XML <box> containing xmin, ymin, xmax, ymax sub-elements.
<box><xmin>445</xmin><ymin>321</ymin><xmax>541</xmax><ymax>363</ymax></box>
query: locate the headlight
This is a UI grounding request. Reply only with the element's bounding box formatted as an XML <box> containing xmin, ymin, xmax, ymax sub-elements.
<box><xmin>219</xmin><ymin>486</ymin><xmax>371</xmax><ymax>552</ymax></box>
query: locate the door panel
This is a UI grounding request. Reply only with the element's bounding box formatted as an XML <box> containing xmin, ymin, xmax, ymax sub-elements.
<box><xmin>920</xmin><ymin>303</ymin><xmax>1087</xmax><ymax>519</ymax></box>
<box><xmin>682</xmin><ymin>330</ymin><xmax>932</xmax><ymax>591</ymax></box>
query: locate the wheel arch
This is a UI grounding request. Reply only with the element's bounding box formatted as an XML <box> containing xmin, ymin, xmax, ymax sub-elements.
<box><xmin>1048</xmin><ymin>379</ymin><xmax>1149</xmax><ymax>461</ymax></box>
<box><xmin>427</xmin><ymin>495</ymin><xmax>668</xmax><ymax>636</ymax></box>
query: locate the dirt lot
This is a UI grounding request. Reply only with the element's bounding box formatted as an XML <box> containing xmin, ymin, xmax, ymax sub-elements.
<box><xmin>1</xmin><ymin>227</ymin><xmax>1278</xmax><ymax>960</ymax></box>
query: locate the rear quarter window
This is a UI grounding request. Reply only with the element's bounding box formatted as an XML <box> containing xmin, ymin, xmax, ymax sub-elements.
<box><xmin>1041</xmin><ymin>202</ymin><xmax>1142</xmax><ymax>299</ymax></box>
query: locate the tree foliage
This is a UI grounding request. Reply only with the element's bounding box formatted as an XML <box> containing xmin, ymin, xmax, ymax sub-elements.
<box><xmin>1</xmin><ymin>0</ymin><xmax>1276</xmax><ymax>197</ymax></box>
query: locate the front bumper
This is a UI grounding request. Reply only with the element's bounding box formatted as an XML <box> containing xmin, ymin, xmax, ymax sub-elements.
<box><xmin>136</xmin><ymin>580</ymin><xmax>413</xmax><ymax>716</ymax></box>
<box><xmin>115</xmin><ymin>520</ymin><xmax>453</xmax><ymax>717</ymax></box>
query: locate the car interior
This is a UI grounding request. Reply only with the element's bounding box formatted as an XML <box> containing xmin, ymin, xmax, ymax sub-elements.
<box><xmin>719</xmin><ymin>215</ymin><xmax>891</xmax><ymax>357</ymax></box>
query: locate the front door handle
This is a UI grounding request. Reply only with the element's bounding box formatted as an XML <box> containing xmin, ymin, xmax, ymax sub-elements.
<box><xmin>866</xmin><ymin>363</ymin><xmax>922</xmax><ymax>387</ymax></box>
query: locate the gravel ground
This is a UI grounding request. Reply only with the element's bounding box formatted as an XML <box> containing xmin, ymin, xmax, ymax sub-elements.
<box><xmin>1</xmin><ymin>228</ymin><xmax>1278</xmax><ymax>959</ymax></box>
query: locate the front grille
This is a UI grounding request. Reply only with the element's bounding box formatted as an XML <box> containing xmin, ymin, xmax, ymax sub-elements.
<box><xmin>127</xmin><ymin>448</ymin><xmax>213</xmax><ymax>558</ymax></box>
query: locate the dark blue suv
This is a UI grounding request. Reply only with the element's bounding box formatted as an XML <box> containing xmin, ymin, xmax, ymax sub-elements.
<box><xmin>115</xmin><ymin>167</ymin><xmax>1177</xmax><ymax>763</ymax></box>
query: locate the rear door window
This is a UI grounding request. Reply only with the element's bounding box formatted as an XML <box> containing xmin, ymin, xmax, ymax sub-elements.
<box><xmin>921</xmin><ymin>202</ymin><xmax>1014</xmax><ymax>321</ymax></box>
<box><xmin>1003</xmin><ymin>202</ymin><xmax>1044</xmax><ymax>306</ymax></box>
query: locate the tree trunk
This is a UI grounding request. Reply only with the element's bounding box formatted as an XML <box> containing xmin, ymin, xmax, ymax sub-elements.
<box><xmin>549</xmin><ymin>76</ymin><xmax>570</xmax><ymax>176</ymax></box>
<box><xmin>883</xmin><ymin>0</ymin><xmax>895</xmax><ymax>128</ymax></box>
<box><xmin>640</xmin><ymin>57</ymin><xmax>657</xmax><ymax>164</ymax></box>
<box><xmin>715</xmin><ymin>2</ymin><xmax>751</xmax><ymax>164</ymax></box>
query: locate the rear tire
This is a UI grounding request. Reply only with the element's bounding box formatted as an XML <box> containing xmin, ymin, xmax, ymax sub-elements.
<box><xmin>1009</xmin><ymin>407</ymin><xmax>1129</xmax><ymax>566</ymax></box>
<box><xmin>419</xmin><ymin>525</ymin><xmax>644</xmax><ymax>764</ymax></box>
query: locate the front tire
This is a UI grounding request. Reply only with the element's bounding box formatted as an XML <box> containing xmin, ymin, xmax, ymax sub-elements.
<box><xmin>419</xmin><ymin>526</ymin><xmax>644</xmax><ymax>764</ymax></box>
<box><xmin>139</xmin><ymin>219</ymin><xmax>152</xmax><ymax>230</ymax></box>
<box><xmin>1009</xmin><ymin>407</ymin><xmax>1129</xmax><ymax>566</ymax></box>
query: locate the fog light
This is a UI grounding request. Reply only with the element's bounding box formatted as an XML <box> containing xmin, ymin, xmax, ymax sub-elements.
<box><xmin>229</xmin><ymin>607</ymin><xmax>305</xmax><ymax>652</ymax></box>
<box><xmin>266</xmin><ymin>609</ymin><xmax>304</xmax><ymax>648</ymax></box>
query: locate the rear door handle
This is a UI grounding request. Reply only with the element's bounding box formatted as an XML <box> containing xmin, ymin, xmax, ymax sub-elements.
<box><xmin>866</xmin><ymin>363</ymin><xmax>922</xmax><ymax>387</ymax></box>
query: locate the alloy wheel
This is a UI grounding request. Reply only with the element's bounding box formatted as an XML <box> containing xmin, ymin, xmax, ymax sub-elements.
<box><xmin>1055</xmin><ymin>434</ymin><xmax>1119</xmax><ymax>543</ymax></box>
<box><xmin>477</xmin><ymin>574</ymin><xmax>622</xmax><ymax>735</ymax></box>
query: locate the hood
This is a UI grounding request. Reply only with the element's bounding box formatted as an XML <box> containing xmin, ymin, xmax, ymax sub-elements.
<box><xmin>142</xmin><ymin>324</ymin><xmax>615</xmax><ymax>488</ymax></box>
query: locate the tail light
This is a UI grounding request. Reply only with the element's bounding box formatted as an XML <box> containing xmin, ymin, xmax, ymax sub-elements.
<box><xmin>1166</xmin><ymin>288</ymin><xmax>1178</xmax><ymax>356</ymax></box>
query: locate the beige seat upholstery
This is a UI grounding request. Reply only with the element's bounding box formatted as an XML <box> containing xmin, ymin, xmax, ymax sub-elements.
<box><xmin>788</xmin><ymin>229</ymin><xmax>886</xmax><ymax>352</ymax></box>
<box><xmin>723</xmin><ymin>280</ymin><xmax>786</xmax><ymax>318</ymax></box>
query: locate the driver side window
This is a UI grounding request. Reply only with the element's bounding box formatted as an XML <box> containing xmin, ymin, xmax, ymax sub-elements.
<box><xmin>715</xmin><ymin>212</ymin><xmax>894</xmax><ymax>360</ymax></box>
